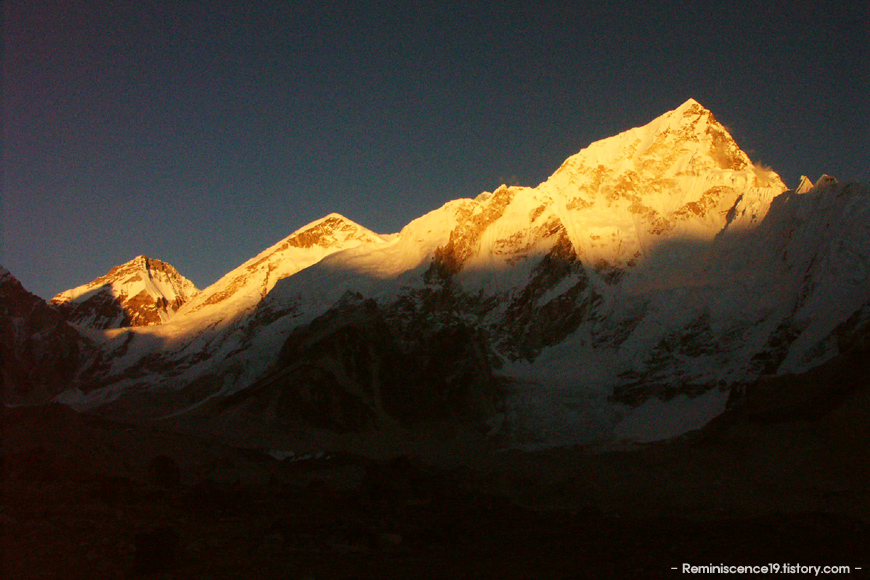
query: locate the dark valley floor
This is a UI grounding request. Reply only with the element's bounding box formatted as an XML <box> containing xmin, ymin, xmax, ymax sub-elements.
<box><xmin>4</xmin><ymin>346</ymin><xmax>868</xmax><ymax>579</ymax></box>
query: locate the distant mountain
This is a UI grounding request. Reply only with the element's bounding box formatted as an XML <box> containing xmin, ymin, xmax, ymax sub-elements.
<box><xmin>9</xmin><ymin>99</ymin><xmax>869</xmax><ymax>448</ymax></box>
<box><xmin>50</xmin><ymin>255</ymin><xmax>199</xmax><ymax>329</ymax></box>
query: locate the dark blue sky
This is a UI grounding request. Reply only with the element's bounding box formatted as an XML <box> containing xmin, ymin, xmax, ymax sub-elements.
<box><xmin>4</xmin><ymin>1</ymin><xmax>868</xmax><ymax>299</ymax></box>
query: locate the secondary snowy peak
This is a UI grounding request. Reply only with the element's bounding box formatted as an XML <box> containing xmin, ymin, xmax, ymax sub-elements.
<box><xmin>176</xmin><ymin>213</ymin><xmax>387</xmax><ymax>318</ymax></box>
<box><xmin>284</xmin><ymin>212</ymin><xmax>385</xmax><ymax>250</ymax></box>
<box><xmin>50</xmin><ymin>255</ymin><xmax>199</xmax><ymax>329</ymax></box>
<box><xmin>796</xmin><ymin>175</ymin><xmax>815</xmax><ymax>193</ymax></box>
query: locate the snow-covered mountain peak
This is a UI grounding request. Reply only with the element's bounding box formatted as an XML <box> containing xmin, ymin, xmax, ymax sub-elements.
<box><xmin>796</xmin><ymin>175</ymin><xmax>815</xmax><ymax>193</ymax></box>
<box><xmin>305</xmin><ymin>100</ymin><xmax>791</xmax><ymax>288</ymax></box>
<box><xmin>175</xmin><ymin>213</ymin><xmax>387</xmax><ymax>320</ymax></box>
<box><xmin>505</xmin><ymin>99</ymin><xmax>788</xmax><ymax>265</ymax></box>
<box><xmin>550</xmin><ymin>98</ymin><xmax>756</xmax><ymax>183</ymax></box>
<box><xmin>674</xmin><ymin>96</ymin><xmax>702</xmax><ymax>112</ymax></box>
<box><xmin>50</xmin><ymin>256</ymin><xmax>199</xmax><ymax>329</ymax></box>
<box><xmin>284</xmin><ymin>213</ymin><xmax>385</xmax><ymax>250</ymax></box>
<box><xmin>386</xmin><ymin>100</ymin><xmax>788</xmax><ymax>280</ymax></box>
<box><xmin>814</xmin><ymin>174</ymin><xmax>840</xmax><ymax>189</ymax></box>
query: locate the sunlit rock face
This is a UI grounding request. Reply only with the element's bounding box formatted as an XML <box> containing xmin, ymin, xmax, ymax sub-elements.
<box><xmin>50</xmin><ymin>256</ymin><xmax>199</xmax><ymax>329</ymax></box>
<box><xmin>39</xmin><ymin>100</ymin><xmax>870</xmax><ymax>447</ymax></box>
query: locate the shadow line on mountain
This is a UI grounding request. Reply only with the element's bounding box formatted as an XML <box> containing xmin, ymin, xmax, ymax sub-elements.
<box><xmin>76</xmin><ymin>183</ymin><xmax>870</xmax><ymax>430</ymax></box>
<box><xmin>206</xmin><ymin>225</ymin><xmax>768</xmax><ymax>433</ymax></box>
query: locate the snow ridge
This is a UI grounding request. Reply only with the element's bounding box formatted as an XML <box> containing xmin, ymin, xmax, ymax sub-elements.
<box><xmin>174</xmin><ymin>213</ymin><xmax>388</xmax><ymax>324</ymax></box>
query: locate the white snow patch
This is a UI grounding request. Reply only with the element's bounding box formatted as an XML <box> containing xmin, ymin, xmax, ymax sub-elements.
<box><xmin>268</xmin><ymin>450</ymin><xmax>328</xmax><ymax>462</ymax></box>
<box><xmin>613</xmin><ymin>388</ymin><xmax>728</xmax><ymax>443</ymax></box>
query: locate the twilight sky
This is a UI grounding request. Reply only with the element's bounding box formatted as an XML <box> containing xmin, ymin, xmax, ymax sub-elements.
<box><xmin>3</xmin><ymin>0</ymin><xmax>868</xmax><ymax>300</ymax></box>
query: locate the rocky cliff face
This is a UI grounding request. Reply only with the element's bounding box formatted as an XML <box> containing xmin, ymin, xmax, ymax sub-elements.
<box><xmin>194</xmin><ymin>295</ymin><xmax>501</xmax><ymax>432</ymax></box>
<box><xmin>1</xmin><ymin>267</ymin><xmax>92</xmax><ymax>404</ymax></box>
<box><xmin>50</xmin><ymin>256</ymin><xmax>199</xmax><ymax>329</ymax></box>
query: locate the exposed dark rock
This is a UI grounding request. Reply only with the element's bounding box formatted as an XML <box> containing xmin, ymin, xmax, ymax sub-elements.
<box><xmin>427</xmin><ymin>186</ymin><xmax>516</xmax><ymax>279</ymax></box>
<box><xmin>612</xmin><ymin>310</ymin><xmax>725</xmax><ymax>404</ymax></box>
<box><xmin>747</xmin><ymin>317</ymin><xmax>806</xmax><ymax>377</ymax></box>
<box><xmin>496</xmin><ymin>233</ymin><xmax>600</xmax><ymax>361</ymax></box>
<box><xmin>0</xmin><ymin>268</ymin><xmax>91</xmax><ymax>404</ymax></box>
<box><xmin>205</xmin><ymin>297</ymin><xmax>502</xmax><ymax>430</ymax></box>
<box><xmin>716</xmin><ymin>345</ymin><xmax>870</xmax><ymax>426</ymax></box>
